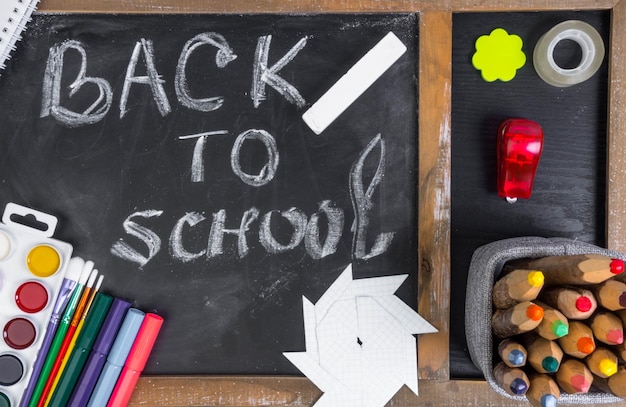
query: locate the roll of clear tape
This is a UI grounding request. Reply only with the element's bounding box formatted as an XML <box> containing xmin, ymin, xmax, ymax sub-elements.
<box><xmin>533</xmin><ymin>20</ymin><xmax>605</xmax><ymax>87</ymax></box>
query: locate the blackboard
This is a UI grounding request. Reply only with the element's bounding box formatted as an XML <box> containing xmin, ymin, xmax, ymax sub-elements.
<box><xmin>0</xmin><ymin>13</ymin><xmax>418</xmax><ymax>375</ymax></box>
<box><xmin>451</xmin><ymin>10</ymin><xmax>609</xmax><ymax>378</ymax></box>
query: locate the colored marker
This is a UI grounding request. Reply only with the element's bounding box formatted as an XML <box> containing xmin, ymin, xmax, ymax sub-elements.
<box><xmin>492</xmin><ymin>269</ymin><xmax>544</xmax><ymax>309</ymax></box>
<box><xmin>43</xmin><ymin>267</ymin><xmax>98</xmax><ymax>406</ymax></box>
<box><xmin>556</xmin><ymin>359</ymin><xmax>593</xmax><ymax>394</ymax></box>
<box><xmin>491</xmin><ymin>301</ymin><xmax>544</xmax><ymax>338</ymax></box>
<box><xmin>27</xmin><ymin>259</ymin><xmax>92</xmax><ymax>407</ymax></box>
<box><xmin>497</xmin><ymin>338</ymin><xmax>527</xmax><ymax>368</ymax></box>
<box><xmin>493</xmin><ymin>362</ymin><xmax>529</xmax><ymax>396</ymax></box>
<box><xmin>87</xmin><ymin>309</ymin><xmax>145</xmax><ymax>407</ymax></box>
<box><xmin>526</xmin><ymin>374</ymin><xmax>560</xmax><ymax>407</ymax></box>
<box><xmin>19</xmin><ymin>257</ymin><xmax>83</xmax><ymax>407</ymax></box>
<box><xmin>107</xmin><ymin>313</ymin><xmax>164</xmax><ymax>407</ymax></box>
<box><xmin>48</xmin><ymin>292</ymin><xmax>113</xmax><ymax>407</ymax></box>
<box><xmin>68</xmin><ymin>297</ymin><xmax>131</xmax><ymax>407</ymax></box>
<box><xmin>302</xmin><ymin>32</ymin><xmax>407</xmax><ymax>135</ymax></box>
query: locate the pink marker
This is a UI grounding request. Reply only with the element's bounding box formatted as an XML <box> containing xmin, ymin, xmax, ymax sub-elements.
<box><xmin>107</xmin><ymin>313</ymin><xmax>163</xmax><ymax>407</ymax></box>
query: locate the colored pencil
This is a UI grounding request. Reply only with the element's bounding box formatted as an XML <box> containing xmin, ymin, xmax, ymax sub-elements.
<box><xmin>526</xmin><ymin>374</ymin><xmax>560</xmax><ymax>407</ymax></box>
<box><xmin>539</xmin><ymin>286</ymin><xmax>597</xmax><ymax>320</ymax></box>
<box><xmin>493</xmin><ymin>362</ymin><xmax>529</xmax><ymax>396</ymax></box>
<box><xmin>522</xmin><ymin>334</ymin><xmax>563</xmax><ymax>374</ymax></box>
<box><xmin>506</xmin><ymin>254</ymin><xmax>624</xmax><ymax>285</ymax></box>
<box><xmin>27</xmin><ymin>260</ymin><xmax>92</xmax><ymax>407</ymax></box>
<box><xmin>589</xmin><ymin>310</ymin><xmax>624</xmax><ymax>345</ymax></box>
<box><xmin>497</xmin><ymin>338</ymin><xmax>527</xmax><ymax>368</ymax></box>
<box><xmin>556</xmin><ymin>359</ymin><xmax>593</xmax><ymax>394</ymax></box>
<box><xmin>558</xmin><ymin>321</ymin><xmax>595</xmax><ymax>358</ymax></box>
<box><xmin>492</xmin><ymin>269</ymin><xmax>544</xmax><ymax>309</ymax></box>
<box><xmin>585</xmin><ymin>347</ymin><xmax>618</xmax><ymax>378</ymax></box>
<box><xmin>534</xmin><ymin>301</ymin><xmax>569</xmax><ymax>340</ymax></box>
<box><xmin>492</xmin><ymin>301</ymin><xmax>544</xmax><ymax>338</ymax></box>
<box><xmin>593</xmin><ymin>365</ymin><xmax>626</xmax><ymax>397</ymax></box>
<box><xmin>613</xmin><ymin>340</ymin><xmax>626</xmax><ymax>363</ymax></box>
<box><xmin>588</xmin><ymin>279</ymin><xmax>626</xmax><ymax>311</ymax></box>
<box><xmin>42</xmin><ymin>268</ymin><xmax>98</xmax><ymax>407</ymax></box>
<box><xmin>615</xmin><ymin>308</ymin><xmax>626</xmax><ymax>327</ymax></box>
<box><xmin>19</xmin><ymin>257</ymin><xmax>83</xmax><ymax>407</ymax></box>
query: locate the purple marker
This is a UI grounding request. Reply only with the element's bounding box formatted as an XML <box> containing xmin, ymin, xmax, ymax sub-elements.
<box><xmin>19</xmin><ymin>257</ymin><xmax>84</xmax><ymax>407</ymax></box>
<box><xmin>67</xmin><ymin>297</ymin><xmax>131</xmax><ymax>407</ymax></box>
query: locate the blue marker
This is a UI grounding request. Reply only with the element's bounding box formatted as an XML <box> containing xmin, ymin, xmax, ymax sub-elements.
<box><xmin>86</xmin><ymin>308</ymin><xmax>145</xmax><ymax>407</ymax></box>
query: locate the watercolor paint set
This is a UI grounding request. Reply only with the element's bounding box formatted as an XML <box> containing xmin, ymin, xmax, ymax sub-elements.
<box><xmin>0</xmin><ymin>203</ymin><xmax>73</xmax><ymax>407</ymax></box>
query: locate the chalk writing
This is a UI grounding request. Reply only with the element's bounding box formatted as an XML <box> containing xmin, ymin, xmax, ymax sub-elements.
<box><xmin>350</xmin><ymin>134</ymin><xmax>395</xmax><ymax>260</ymax></box>
<box><xmin>175</xmin><ymin>32</ymin><xmax>237</xmax><ymax>112</ymax></box>
<box><xmin>41</xmin><ymin>34</ymin><xmax>309</xmax><ymax>127</ymax></box>
<box><xmin>41</xmin><ymin>40</ymin><xmax>113</xmax><ymax>127</ymax></box>
<box><xmin>38</xmin><ymin>32</ymin><xmax>401</xmax><ymax>269</ymax></box>
<box><xmin>111</xmin><ymin>133</ymin><xmax>393</xmax><ymax>267</ymax></box>
<box><xmin>110</xmin><ymin>209</ymin><xmax>164</xmax><ymax>268</ymax></box>
<box><xmin>120</xmin><ymin>38</ymin><xmax>171</xmax><ymax>118</ymax></box>
<box><xmin>230</xmin><ymin>129</ymin><xmax>279</xmax><ymax>187</ymax></box>
<box><xmin>179</xmin><ymin>131</ymin><xmax>229</xmax><ymax>183</ymax></box>
<box><xmin>251</xmin><ymin>35</ymin><xmax>308</xmax><ymax>108</ymax></box>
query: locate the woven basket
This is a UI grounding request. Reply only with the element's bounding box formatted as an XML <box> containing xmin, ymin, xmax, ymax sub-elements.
<box><xmin>465</xmin><ymin>236</ymin><xmax>626</xmax><ymax>404</ymax></box>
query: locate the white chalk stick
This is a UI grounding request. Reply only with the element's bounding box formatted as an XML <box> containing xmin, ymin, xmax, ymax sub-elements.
<box><xmin>302</xmin><ymin>31</ymin><xmax>407</xmax><ymax>135</ymax></box>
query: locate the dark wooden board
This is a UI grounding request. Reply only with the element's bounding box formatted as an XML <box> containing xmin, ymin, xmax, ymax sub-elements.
<box><xmin>0</xmin><ymin>13</ymin><xmax>418</xmax><ymax>375</ymax></box>
<box><xmin>451</xmin><ymin>10</ymin><xmax>609</xmax><ymax>378</ymax></box>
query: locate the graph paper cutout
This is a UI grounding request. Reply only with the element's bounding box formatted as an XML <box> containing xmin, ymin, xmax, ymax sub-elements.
<box><xmin>284</xmin><ymin>264</ymin><xmax>437</xmax><ymax>407</ymax></box>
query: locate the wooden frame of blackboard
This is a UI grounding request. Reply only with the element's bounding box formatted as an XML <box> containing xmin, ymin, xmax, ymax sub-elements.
<box><xmin>30</xmin><ymin>0</ymin><xmax>626</xmax><ymax>405</ymax></box>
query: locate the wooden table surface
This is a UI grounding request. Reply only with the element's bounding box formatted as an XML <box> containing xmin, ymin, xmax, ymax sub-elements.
<box><xmin>30</xmin><ymin>0</ymin><xmax>626</xmax><ymax>405</ymax></box>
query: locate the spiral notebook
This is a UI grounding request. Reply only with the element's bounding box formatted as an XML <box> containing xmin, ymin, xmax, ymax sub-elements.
<box><xmin>0</xmin><ymin>0</ymin><xmax>40</xmax><ymax>72</ymax></box>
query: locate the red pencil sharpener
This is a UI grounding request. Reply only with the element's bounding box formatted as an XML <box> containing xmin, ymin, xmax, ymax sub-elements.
<box><xmin>497</xmin><ymin>118</ymin><xmax>544</xmax><ymax>203</ymax></box>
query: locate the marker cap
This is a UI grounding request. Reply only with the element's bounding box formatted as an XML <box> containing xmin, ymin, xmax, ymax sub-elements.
<box><xmin>76</xmin><ymin>293</ymin><xmax>114</xmax><ymax>350</ymax></box>
<box><xmin>127</xmin><ymin>313</ymin><xmax>163</xmax><ymax>371</ymax></box>
<box><xmin>108</xmin><ymin>309</ymin><xmax>145</xmax><ymax>367</ymax></box>
<box><xmin>93</xmin><ymin>298</ymin><xmax>131</xmax><ymax>355</ymax></box>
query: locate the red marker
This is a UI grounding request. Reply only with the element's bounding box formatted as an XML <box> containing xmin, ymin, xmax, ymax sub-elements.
<box><xmin>107</xmin><ymin>313</ymin><xmax>163</xmax><ymax>407</ymax></box>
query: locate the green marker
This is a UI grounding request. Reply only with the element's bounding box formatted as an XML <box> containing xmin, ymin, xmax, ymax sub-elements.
<box><xmin>27</xmin><ymin>260</ymin><xmax>92</xmax><ymax>407</ymax></box>
<box><xmin>48</xmin><ymin>293</ymin><xmax>113</xmax><ymax>407</ymax></box>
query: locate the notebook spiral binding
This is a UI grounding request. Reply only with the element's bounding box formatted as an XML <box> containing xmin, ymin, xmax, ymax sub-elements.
<box><xmin>0</xmin><ymin>0</ymin><xmax>40</xmax><ymax>72</ymax></box>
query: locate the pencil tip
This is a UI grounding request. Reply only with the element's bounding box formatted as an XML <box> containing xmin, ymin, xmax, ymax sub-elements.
<box><xmin>611</xmin><ymin>258</ymin><xmax>624</xmax><ymax>275</ymax></box>
<box><xmin>541</xmin><ymin>394</ymin><xmax>558</xmax><ymax>407</ymax></box>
